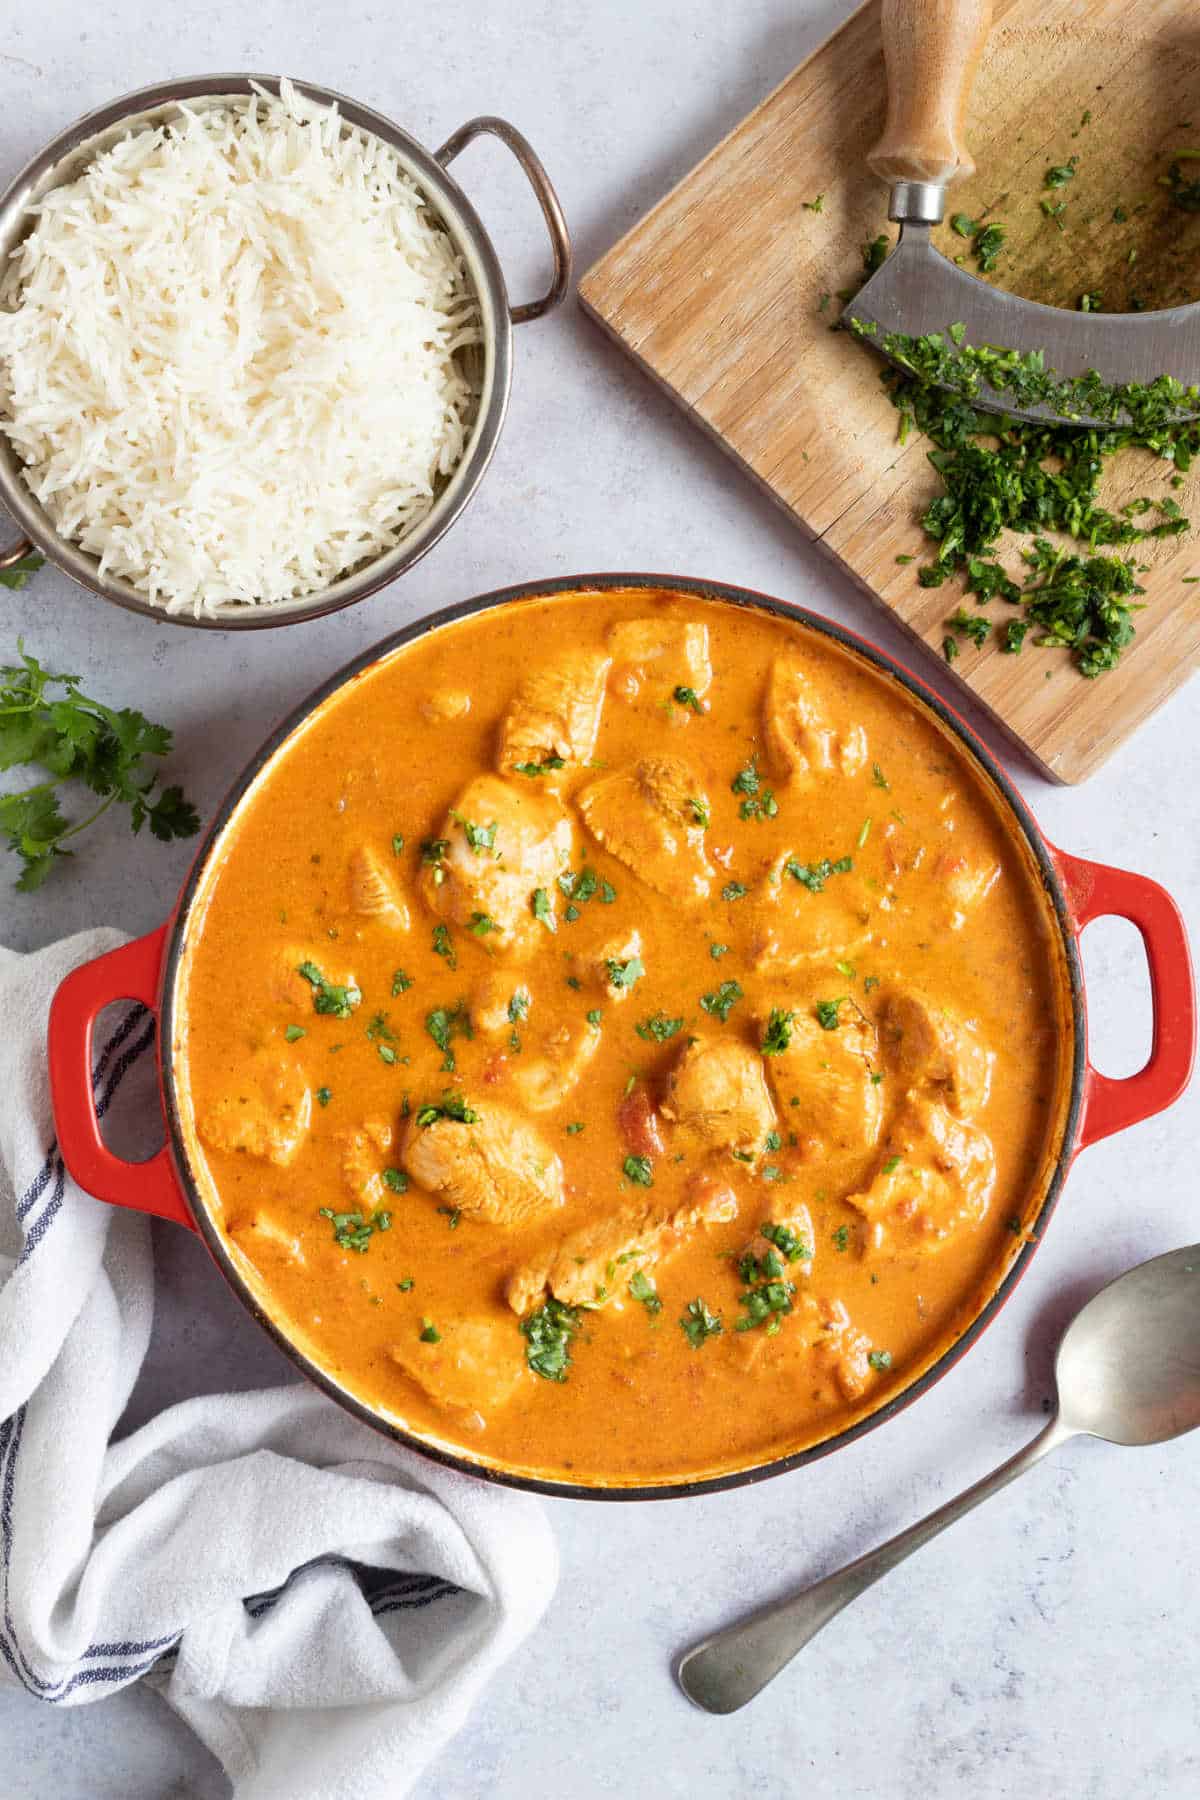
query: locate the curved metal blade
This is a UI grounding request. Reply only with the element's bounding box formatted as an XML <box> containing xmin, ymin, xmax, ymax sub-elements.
<box><xmin>844</xmin><ymin>224</ymin><xmax>1200</xmax><ymax>427</ymax></box>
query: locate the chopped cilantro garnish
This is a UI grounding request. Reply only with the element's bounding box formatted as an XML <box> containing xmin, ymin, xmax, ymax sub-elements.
<box><xmin>284</xmin><ymin>1024</ymin><xmax>306</xmax><ymax>1042</ymax></box>
<box><xmin>606</xmin><ymin>955</ymin><xmax>645</xmax><ymax>989</ymax></box>
<box><xmin>565</xmin><ymin>1121</ymin><xmax>585</xmax><ymax>1135</ymax></box>
<box><xmin>382</xmin><ymin>1167</ymin><xmax>407</xmax><ymax>1193</ymax></box>
<box><xmin>761</xmin><ymin>1007</ymin><xmax>795</xmax><ymax>1055</ymax></box>
<box><xmin>710</xmin><ymin>942</ymin><xmax>728</xmax><ymax>959</ymax></box>
<box><xmin>391</xmin><ymin>833</ymin><xmax>405</xmax><ymax>856</ymax></box>
<box><xmin>415</xmin><ymin>1090</ymin><xmax>480</xmax><ymax>1128</ymax></box>
<box><xmin>531</xmin><ymin>887</ymin><xmax>556</xmax><ymax>933</ymax></box>
<box><xmin>679</xmin><ymin>1297</ymin><xmax>723</xmax><ymax>1348</ymax></box>
<box><xmin>512</xmin><ymin>756</ymin><xmax>566</xmax><ymax>776</ymax></box>
<box><xmin>761</xmin><ymin>1220</ymin><xmax>813</xmax><ymax>1262</ymax></box>
<box><xmin>318</xmin><ymin>1206</ymin><xmax>391</xmax><ymax>1253</ymax></box>
<box><xmin>883</xmin><ymin>1154</ymin><xmax>901</xmax><ymax>1174</ymax></box>
<box><xmin>397</xmin><ymin>1277</ymin><xmax>414</xmax><ymax>1291</ymax></box>
<box><xmin>815</xmin><ymin>997</ymin><xmax>845</xmax><ymax>1031</ymax></box>
<box><xmin>316</xmin><ymin>1086</ymin><xmax>332</xmax><ymax>1106</ymax></box>
<box><xmin>437</xmin><ymin>1205</ymin><xmax>461</xmax><ymax>1229</ymax></box>
<box><xmin>868</xmin><ymin>1349</ymin><xmax>893</xmax><ymax>1371</ymax></box>
<box><xmin>629</xmin><ymin>1269</ymin><xmax>662</xmax><ymax>1315</ymax></box>
<box><xmin>469</xmin><ymin>911</ymin><xmax>499</xmax><ymax>936</ymax></box>
<box><xmin>832</xmin><ymin>1224</ymin><xmax>850</xmax><ymax>1252</ymax></box>
<box><xmin>586</xmin><ymin>1008</ymin><xmax>602</xmax><ymax>1027</ymax></box>
<box><xmin>1044</xmin><ymin>156</ymin><xmax>1078</xmax><ymax>188</ymax></box>
<box><xmin>392</xmin><ymin>967</ymin><xmax>413</xmax><ymax>996</ymax></box>
<box><xmin>450</xmin><ymin>811</ymin><xmax>497</xmax><ymax>854</ymax></box>
<box><xmin>426</xmin><ymin>1001</ymin><xmax>472</xmax><ymax>1072</ymax></box>
<box><xmin>700</xmin><ymin>979</ymin><xmax>743</xmax><ymax>1022</ymax></box>
<box><xmin>431</xmin><ymin>924</ymin><xmax>457</xmax><ymax>970</ymax></box>
<box><xmin>871</xmin><ymin>762</ymin><xmax>890</xmax><ymax>790</ymax></box>
<box><xmin>673</xmin><ymin>685</ymin><xmax>703</xmax><ymax>712</ymax></box>
<box><xmin>297</xmin><ymin>961</ymin><xmax>361</xmax><ymax>1019</ymax></box>
<box><xmin>786</xmin><ymin>855</ymin><xmax>852</xmax><ymax>892</ymax></box>
<box><xmin>690</xmin><ymin>796</ymin><xmax>710</xmax><ymax>829</ymax></box>
<box><xmin>623</xmin><ymin>1154</ymin><xmax>654</xmax><ymax>1187</ymax></box>
<box><xmin>721</xmin><ymin>881</ymin><xmax>748</xmax><ymax>902</ymax></box>
<box><xmin>420</xmin><ymin>1318</ymin><xmax>441</xmax><ymax>1343</ymax></box>
<box><xmin>521</xmin><ymin>1297</ymin><xmax>582</xmax><ymax>1380</ymax></box>
<box><xmin>635</xmin><ymin>1011</ymin><xmax>685</xmax><ymax>1043</ymax></box>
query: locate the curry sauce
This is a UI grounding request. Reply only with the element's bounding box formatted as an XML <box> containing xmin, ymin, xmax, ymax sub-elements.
<box><xmin>175</xmin><ymin>588</ymin><xmax>1075</xmax><ymax>1487</ymax></box>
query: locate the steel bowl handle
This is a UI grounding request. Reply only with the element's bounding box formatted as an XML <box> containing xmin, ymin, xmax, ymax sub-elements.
<box><xmin>47</xmin><ymin>925</ymin><xmax>195</xmax><ymax>1229</ymax></box>
<box><xmin>434</xmin><ymin>115</ymin><xmax>572</xmax><ymax>323</ymax></box>
<box><xmin>0</xmin><ymin>534</ymin><xmax>36</xmax><ymax>572</ymax></box>
<box><xmin>1051</xmin><ymin>846</ymin><xmax>1196</xmax><ymax>1151</ymax></box>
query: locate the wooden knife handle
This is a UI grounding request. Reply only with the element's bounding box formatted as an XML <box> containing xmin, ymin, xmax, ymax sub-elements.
<box><xmin>867</xmin><ymin>0</ymin><xmax>992</xmax><ymax>186</ymax></box>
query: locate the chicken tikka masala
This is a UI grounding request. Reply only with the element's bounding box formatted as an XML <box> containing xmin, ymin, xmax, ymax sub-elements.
<box><xmin>176</xmin><ymin>588</ymin><xmax>1074</xmax><ymax>1486</ymax></box>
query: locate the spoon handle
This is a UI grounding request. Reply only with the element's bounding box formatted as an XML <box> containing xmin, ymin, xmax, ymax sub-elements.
<box><xmin>676</xmin><ymin>1413</ymin><xmax>1073</xmax><ymax>1714</ymax></box>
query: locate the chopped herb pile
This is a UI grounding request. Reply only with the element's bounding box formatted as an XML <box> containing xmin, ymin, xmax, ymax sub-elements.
<box><xmin>849</xmin><ymin>318</ymin><xmax>1200</xmax><ymax>676</ymax></box>
<box><xmin>318</xmin><ymin>1205</ymin><xmax>392</xmax><ymax>1253</ymax></box>
<box><xmin>628</xmin><ymin>1269</ymin><xmax>662</xmax><ymax>1316</ymax></box>
<box><xmin>0</xmin><ymin>644</ymin><xmax>199</xmax><ymax>891</ymax></box>
<box><xmin>298</xmin><ymin>961</ymin><xmax>362</xmax><ymax>1019</ymax></box>
<box><xmin>786</xmin><ymin>854</ymin><xmax>852</xmax><ymax>892</ymax></box>
<box><xmin>635</xmin><ymin>1011</ymin><xmax>685</xmax><ymax>1043</ymax></box>
<box><xmin>679</xmin><ymin>1297</ymin><xmax>723</xmax><ymax>1348</ymax></box>
<box><xmin>426</xmin><ymin>1001</ymin><xmax>472</xmax><ymax>1072</ymax></box>
<box><xmin>521</xmin><ymin>1297</ymin><xmax>582</xmax><ymax>1381</ymax></box>
<box><xmin>415</xmin><ymin>1090</ymin><xmax>480</xmax><ymax>1127</ymax></box>
<box><xmin>700</xmin><ymin>979</ymin><xmax>743</xmax><ymax>1022</ymax></box>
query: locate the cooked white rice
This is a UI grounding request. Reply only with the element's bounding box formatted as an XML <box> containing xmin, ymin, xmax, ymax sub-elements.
<box><xmin>0</xmin><ymin>78</ymin><xmax>481</xmax><ymax>615</ymax></box>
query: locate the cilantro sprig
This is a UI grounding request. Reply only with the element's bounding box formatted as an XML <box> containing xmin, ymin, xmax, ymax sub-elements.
<box><xmin>0</xmin><ymin>644</ymin><xmax>199</xmax><ymax>890</ymax></box>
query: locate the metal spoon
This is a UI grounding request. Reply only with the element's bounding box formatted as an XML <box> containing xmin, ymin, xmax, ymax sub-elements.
<box><xmin>677</xmin><ymin>1245</ymin><xmax>1200</xmax><ymax>1714</ymax></box>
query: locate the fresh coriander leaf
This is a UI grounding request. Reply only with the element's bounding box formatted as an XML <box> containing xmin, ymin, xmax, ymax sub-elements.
<box><xmin>700</xmin><ymin>979</ymin><xmax>743</xmax><ymax>1023</ymax></box>
<box><xmin>679</xmin><ymin>1297</ymin><xmax>723</xmax><ymax>1349</ymax></box>
<box><xmin>761</xmin><ymin>1007</ymin><xmax>795</xmax><ymax>1055</ymax></box>
<box><xmin>623</xmin><ymin>1154</ymin><xmax>654</xmax><ymax>1187</ymax></box>
<box><xmin>521</xmin><ymin>1297</ymin><xmax>581</xmax><ymax>1381</ymax></box>
<box><xmin>635</xmin><ymin>1012</ymin><xmax>685</xmax><ymax>1043</ymax></box>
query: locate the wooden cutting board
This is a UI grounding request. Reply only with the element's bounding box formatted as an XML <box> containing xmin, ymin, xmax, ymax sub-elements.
<box><xmin>579</xmin><ymin>0</ymin><xmax>1200</xmax><ymax>782</ymax></box>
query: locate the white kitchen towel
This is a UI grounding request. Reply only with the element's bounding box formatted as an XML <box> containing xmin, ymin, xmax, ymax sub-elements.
<box><xmin>0</xmin><ymin>930</ymin><xmax>558</xmax><ymax>1800</ymax></box>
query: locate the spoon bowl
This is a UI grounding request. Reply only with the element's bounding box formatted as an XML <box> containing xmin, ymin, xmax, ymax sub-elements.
<box><xmin>1056</xmin><ymin>1247</ymin><xmax>1200</xmax><ymax>1446</ymax></box>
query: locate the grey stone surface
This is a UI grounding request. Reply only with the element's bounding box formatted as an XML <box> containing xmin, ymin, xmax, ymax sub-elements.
<box><xmin>2</xmin><ymin>2</ymin><xmax>1198</xmax><ymax>1795</ymax></box>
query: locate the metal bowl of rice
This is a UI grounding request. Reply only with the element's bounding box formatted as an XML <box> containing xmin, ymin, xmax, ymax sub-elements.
<box><xmin>0</xmin><ymin>75</ymin><xmax>571</xmax><ymax>628</ymax></box>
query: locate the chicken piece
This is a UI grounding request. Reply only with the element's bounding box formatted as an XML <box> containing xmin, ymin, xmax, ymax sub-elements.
<box><xmin>497</xmin><ymin>649</ymin><xmax>610</xmax><ymax>777</ymax></box>
<box><xmin>933</xmin><ymin>849</ymin><xmax>1001</xmax><ymax>930</ymax></box>
<box><xmin>660</xmin><ymin>1034</ymin><xmax>777</xmax><ymax>1159</ymax></box>
<box><xmin>749</xmin><ymin>852</ymin><xmax>873</xmax><ymax>973</ymax></box>
<box><xmin>505</xmin><ymin>1180</ymin><xmax>738</xmax><ymax>1315</ymax></box>
<box><xmin>847</xmin><ymin>1095</ymin><xmax>996</xmax><ymax>1253</ymax></box>
<box><xmin>420</xmin><ymin>687</ymin><xmax>471</xmax><ymax>724</ymax></box>
<box><xmin>340</xmin><ymin>1119</ymin><xmax>395</xmax><ymax>1213</ymax></box>
<box><xmin>510</xmin><ymin>1018</ymin><xmax>601</xmax><ymax>1113</ymax></box>
<box><xmin>578</xmin><ymin>756</ymin><xmax>712</xmax><ymax>905</ymax></box>
<box><xmin>389</xmin><ymin>1316</ymin><xmax>523</xmax><ymax>1427</ymax></box>
<box><xmin>225</xmin><ymin>1210</ymin><xmax>307</xmax><ymax>1272</ymax></box>
<box><xmin>472</xmin><ymin>972</ymin><xmax>531</xmax><ymax>1036</ymax></box>
<box><xmin>198</xmin><ymin>1049</ymin><xmax>312</xmax><ymax>1167</ymax></box>
<box><xmin>607</xmin><ymin>617</ymin><xmax>712</xmax><ymax>703</ymax></box>
<box><xmin>400</xmin><ymin>1101</ymin><xmax>563</xmax><ymax>1227</ymax></box>
<box><xmin>881</xmin><ymin>990</ymin><xmax>994</xmax><ymax>1117</ymax></box>
<box><xmin>810</xmin><ymin>1296</ymin><xmax>876</xmax><ymax>1402</ymax></box>
<box><xmin>268</xmin><ymin>946</ymin><xmax>359</xmax><ymax>1012</ymax></box>
<box><xmin>587</xmin><ymin>928</ymin><xmax>644</xmax><ymax>1000</ymax></box>
<box><xmin>763</xmin><ymin>1002</ymin><xmax>882</xmax><ymax>1157</ymax></box>
<box><xmin>419</xmin><ymin>774</ymin><xmax>572</xmax><ymax>960</ymax></box>
<box><xmin>347</xmin><ymin>845</ymin><xmax>410</xmax><ymax>933</ymax></box>
<box><xmin>763</xmin><ymin>656</ymin><xmax>868</xmax><ymax>784</ymax></box>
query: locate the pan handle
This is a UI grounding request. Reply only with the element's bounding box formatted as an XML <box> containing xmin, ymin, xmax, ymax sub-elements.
<box><xmin>1051</xmin><ymin>846</ymin><xmax>1196</xmax><ymax>1151</ymax></box>
<box><xmin>868</xmin><ymin>0</ymin><xmax>992</xmax><ymax>216</ymax></box>
<box><xmin>435</xmin><ymin>115</ymin><xmax>572</xmax><ymax>323</ymax></box>
<box><xmin>47</xmin><ymin>925</ymin><xmax>196</xmax><ymax>1230</ymax></box>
